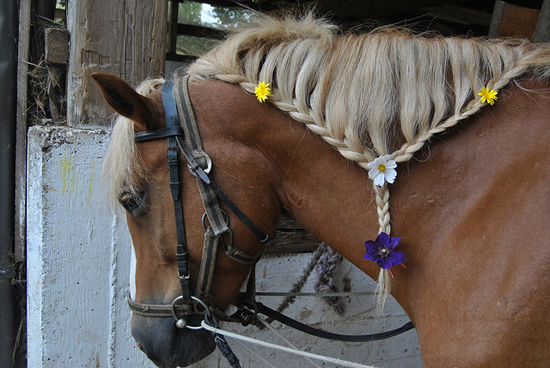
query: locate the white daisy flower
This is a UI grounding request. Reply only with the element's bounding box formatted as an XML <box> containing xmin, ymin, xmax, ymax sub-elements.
<box><xmin>367</xmin><ymin>155</ymin><xmax>397</xmax><ymax>186</ymax></box>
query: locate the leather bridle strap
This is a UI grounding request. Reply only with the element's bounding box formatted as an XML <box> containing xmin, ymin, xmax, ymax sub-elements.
<box><xmin>174</xmin><ymin>75</ymin><xmax>270</xmax><ymax>245</ymax></box>
<box><xmin>173</xmin><ymin>76</ymin><xmax>271</xmax><ymax>244</ymax></box>
<box><xmin>127</xmin><ymin>293</ymin><xmax>194</xmax><ymax>317</ymax></box>
<box><xmin>133</xmin><ymin>76</ymin><xmax>272</xmax><ymax>307</ymax></box>
<box><xmin>163</xmin><ymin>80</ymin><xmax>193</xmax><ymax>302</ymax></box>
<box><xmin>134</xmin><ymin>126</ymin><xmax>183</xmax><ymax>143</ymax></box>
<box><xmin>251</xmin><ymin>301</ymin><xmax>415</xmax><ymax>342</ymax></box>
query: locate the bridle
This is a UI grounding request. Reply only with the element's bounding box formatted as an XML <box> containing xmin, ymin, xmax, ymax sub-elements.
<box><xmin>126</xmin><ymin>75</ymin><xmax>414</xmax><ymax>367</ymax></box>
<box><xmin>129</xmin><ymin>75</ymin><xmax>271</xmax><ymax>320</ymax></box>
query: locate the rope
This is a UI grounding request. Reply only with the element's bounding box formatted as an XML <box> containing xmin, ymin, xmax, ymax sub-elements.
<box><xmin>275</xmin><ymin>243</ymin><xmax>327</xmax><ymax>314</ymax></box>
<box><xmin>257</xmin><ymin>317</ymin><xmax>322</xmax><ymax>368</ymax></box>
<box><xmin>315</xmin><ymin>245</ymin><xmax>345</xmax><ymax>315</ymax></box>
<box><xmin>228</xmin><ymin>338</ymin><xmax>278</xmax><ymax>368</ymax></box>
<box><xmin>201</xmin><ymin>321</ymin><xmax>379</xmax><ymax>368</ymax></box>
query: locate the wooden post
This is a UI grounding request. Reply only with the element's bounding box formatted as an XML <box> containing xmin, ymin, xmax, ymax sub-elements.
<box><xmin>489</xmin><ymin>1</ymin><xmax>540</xmax><ymax>39</ymax></box>
<box><xmin>66</xmin><ymin>0</ymin><xmax>168</xmax><ymax>127</ymax></box>
<box><xmin>534</xmin><ymin>0</ymin><xmax>550</xmax><ymax>42</ymax></box>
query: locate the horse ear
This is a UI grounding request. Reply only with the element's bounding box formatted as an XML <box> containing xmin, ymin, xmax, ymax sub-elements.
<box><xmin>91</xmin><ymin>72</ymin><xmax>163</xmax><ymax>131</ymax></box>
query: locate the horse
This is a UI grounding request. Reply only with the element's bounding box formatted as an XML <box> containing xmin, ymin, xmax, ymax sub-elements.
<box><xmin>93</xmin><ymin>13</ymin><xmax>550</xmax><ymax>368</ymax></box>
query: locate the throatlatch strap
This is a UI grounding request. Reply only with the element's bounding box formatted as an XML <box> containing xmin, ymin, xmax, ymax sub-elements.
<box><xmin>173</xmin><ymin>76</ymin><xmax>262</xmax><ymax>265</ymax></box>
<box><xmin>173</xmin><ymin>76</ymin><xmax>230</xmax><ymax>235</ymax></box>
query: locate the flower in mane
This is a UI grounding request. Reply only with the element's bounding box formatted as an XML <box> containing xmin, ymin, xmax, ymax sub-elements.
<box><xmin>255</xmin><ymin>81</ymin><xmax>271</xmax><ymax>102</ymax></box>
<box><xmin>478</xmin><ymin>87</ymin><xmax>498</xmax><ymax>105</ymax></box>
<box><xmin>367</xmin><ymin>155</ymin><xmax>397</xmax><ymax>186</ymax></box>
<box><xmin>364</xmin><ymin>232</ymin><xmax>405</xmax><ymax>272</ymax></box>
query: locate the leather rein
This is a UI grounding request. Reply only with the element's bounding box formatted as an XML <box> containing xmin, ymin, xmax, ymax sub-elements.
<box><xmin>127</xmin><ymin>75</ymin><xmax>414</xmax><ymax>349</ymax></box>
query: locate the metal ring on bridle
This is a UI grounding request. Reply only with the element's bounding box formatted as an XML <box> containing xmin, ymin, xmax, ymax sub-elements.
<box><xmin>202</xmin><ymin>208</ymin><xmax>229</xmax><ymax>230</ymax></box>
<box><xmin>171</xmin><ymin>296</ymin><xmax>212</xmax><ymax>330</ymax></box>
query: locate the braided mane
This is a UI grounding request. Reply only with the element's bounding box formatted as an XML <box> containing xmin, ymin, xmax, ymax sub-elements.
<box><xmin>187</xmin><ymin>13</ymin><xmax>550</xmax><ymax>309</ymax></box>
<box><xmin>188</xmin><ymin>13</ymin><xmax>550</xmax><ymax>165</ymax></box>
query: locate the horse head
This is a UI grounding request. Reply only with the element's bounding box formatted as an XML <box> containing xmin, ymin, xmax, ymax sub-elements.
<box><xmin>93</xmin><ymin>72</ymin><xmax>283</xmax><ymax>367</ymax></box>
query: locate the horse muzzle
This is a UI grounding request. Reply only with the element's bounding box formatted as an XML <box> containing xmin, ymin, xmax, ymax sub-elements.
<box><xmin>131</xmin><ymin>314</ymin><xmax>216</xmax><ymax>368</ymax></box>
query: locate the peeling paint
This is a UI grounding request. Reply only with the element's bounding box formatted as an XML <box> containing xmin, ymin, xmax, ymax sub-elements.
<box><xmin>88</xmin><ymin>159</ymin><xmax>95</xmax><ymax>202</ymax></box>
<box><xmin>60</xmin><ymin>154</ymin><xmax>73</xmax><ymax>194</ymax></box>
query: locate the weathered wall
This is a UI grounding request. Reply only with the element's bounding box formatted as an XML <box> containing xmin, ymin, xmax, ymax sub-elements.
<box><xmin>26</xmin><ymin>125</ymin><xmax>421</xmax><ymax>367</ymax></box>
<box><xmin>26</xmin><ymin>126</ymin><xmax>149</xmax><ymax>367</ymax></box>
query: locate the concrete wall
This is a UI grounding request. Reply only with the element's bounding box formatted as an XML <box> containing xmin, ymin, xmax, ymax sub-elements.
<box><xmin>27</xmin><ymin>125</ymin><xmax>421</xmax><ymax>367</ymax></box>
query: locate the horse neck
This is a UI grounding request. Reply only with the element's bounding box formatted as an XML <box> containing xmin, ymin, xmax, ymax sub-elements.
<box><xmin>266</xmin><ymin>117</ymin><xmax>384</xmax><ymax>278</ymax></box>
<box><xmin>191</xmin><ymin>78</ymin><xmax>550</xmax><ymax>314</ymax></box>
<box><xmin>262</xmin><ymin>78</ymin><xmax>550</xmax><ymax>317</ymax></box>
<box><xmin>189</xmin><ymin>79</ymin><xmax>384</xmax><ymax>277</ymax></box>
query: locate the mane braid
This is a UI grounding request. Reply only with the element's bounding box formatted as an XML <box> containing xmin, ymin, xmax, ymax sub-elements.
<box><xmin>187</xmin><ymin>12</ymin><xmax>550</xmax><ymax>311</ymax></box>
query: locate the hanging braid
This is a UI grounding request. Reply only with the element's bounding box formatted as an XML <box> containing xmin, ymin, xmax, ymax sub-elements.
<box><xmin>187</xmin><ymin>12</ymin><xmax>550</xmax><ymax>310</ymax></box>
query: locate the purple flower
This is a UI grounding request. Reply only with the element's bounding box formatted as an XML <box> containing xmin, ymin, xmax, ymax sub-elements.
<box><xmin>364</xmin><ymin>232</ymin><xmax>405</xmax><ymax>270</ymax></box>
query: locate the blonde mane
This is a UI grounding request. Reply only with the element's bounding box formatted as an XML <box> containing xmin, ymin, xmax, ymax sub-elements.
<box><xmin>187</xmin><ymin>13</ymin><xmax>550</xmax><ymax>308</ymax></box>
<box><xmin>188</xmin><ymin>13</ymin><xmax>550</xmax><ymax>164</ymax></box>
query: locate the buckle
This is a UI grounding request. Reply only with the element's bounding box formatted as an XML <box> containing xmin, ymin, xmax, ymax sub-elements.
<box><xmin>187</xmin><ymin>150</ymin><xmax>212</xmax><ymax>177</ymax></box>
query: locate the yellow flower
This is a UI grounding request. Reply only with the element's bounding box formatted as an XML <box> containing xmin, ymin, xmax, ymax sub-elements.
<box><xmin>478</xmin><ymin>87</ymin><xmax>498</xmax><ymax>105</ymax></box>
<box><xmin>254</xmin><ymin>81</ymin><xmax>271</xmax><ymax>103</ymax></box>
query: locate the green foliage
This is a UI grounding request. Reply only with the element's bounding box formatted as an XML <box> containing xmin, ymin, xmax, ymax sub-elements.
<box><xmin>175</xmin><ymin>1</ymin><xmax>253</xmax><ymax>56</ymax></box>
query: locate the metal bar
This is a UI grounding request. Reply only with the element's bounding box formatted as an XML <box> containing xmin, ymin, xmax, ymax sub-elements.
<box><xmin>0</xmin><ymin>0</ymin><xmax>19</xmax><ymax>366</ymax></box>
<box><xmin>255</xmin><ymin>291</ymin><xmax>375</xmax><ymax>297</ymax></box>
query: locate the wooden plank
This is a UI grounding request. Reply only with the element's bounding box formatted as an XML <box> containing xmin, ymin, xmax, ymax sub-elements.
<box><xmin>266</xmin><ymin>216</ymin><xmax>322</xmax><ymax>254</ymax></box>
<box><xmin>489</xmin><ymin>0</ymin><xmax>540</xmax><ymax>39</ymax></box>
<box><xmin>44</xmin><ymin>28</ymin><xmax>69</xmax><ymax>65</ymax></box>
<box><xmin>66</xmin><ymin>0</ymin><xmax>168</xmax><ymax>127</ymax></box>
<box><xmin>534</xmin><ymin>0</ymin><xmax>550</xmax><ymax>42</ymax></box>
<box><xmin>422</xmin><ymin>4</ymin><xmax>493</xmax><ymax>27</ymax></box>
<box><xmin>15</xmin><ymin>0</ymin><xmax>32</xmax><ymax>262</ymax></box>
<box><xmin>176</xmin><ymin>23</ymin><xmax>227</xmax><ymax>39</ymax></box>
<box><xmin>168</xmin><ymin>0</ymin><xmax>179</xmax><ymax>56</ymax></box>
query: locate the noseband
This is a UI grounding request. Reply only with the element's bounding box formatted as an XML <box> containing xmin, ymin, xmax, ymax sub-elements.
<box><xmin>129</xmin><ymin>75</ymin><xmax>272</xmax><ymax>326</ymax></box>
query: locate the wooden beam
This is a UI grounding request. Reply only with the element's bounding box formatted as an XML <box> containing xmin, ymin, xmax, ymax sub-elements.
<box><xmin>15</xmin><ymin>0</ymin><xmax>31</xmax><ymax>262</ymax></box>
<box><xmin>192</xmin><ymin>0</ymin><xmax>287</xmax><ymax>11</ymax></box>
<box><xmin>422</xmin><ymin>4</ymin><xmax>493</xmax><ymax>27</ymax></box>
<box><xmin>266</xmin><ymin>216</ymin><xmax>322</xmax><ymax>254</ymax></box>
<box><xmin>168</xmin><ymin>0</ymin><xmax>179</xmax><ymax>55</ymax></box>
<box><xmin>176</xmin><ymin>23</ymin><xmax>227</xmax><ymax>39</ymax></box>
<box><xmin>489</xmin><ymin>0</ymin><xmax>540</xmax><ymax>39</ymax></box>
<box><xmin>314</xmin><ymin>0</ymin><xmax>453</xmax><ymax>23</ymax></box>
<box><xmin>66</xmin><ymin>0</ymin><xmax>168</xmax><ymax>126</ymax></box>
<box><xmin>534</xmin><ymin>0</ymin><xmax>550</xmax><ymax>42</ymax></box>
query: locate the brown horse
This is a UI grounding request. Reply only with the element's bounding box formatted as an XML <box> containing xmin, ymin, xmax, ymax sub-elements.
<box><xmin>94</xmin><ymin>14</ymin><xmax>550</xmax><ymax>368</ymax></box>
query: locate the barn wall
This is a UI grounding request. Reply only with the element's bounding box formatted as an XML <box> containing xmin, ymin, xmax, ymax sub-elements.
<box><xmin>26</xmin><ymin>125</ymin><xmax>421</xmax><ymax>367</ymax></box>
<box><xmin>26</xmin><ymin>126</ymin><xmax>149</xmax><ymax>367</ymax></box>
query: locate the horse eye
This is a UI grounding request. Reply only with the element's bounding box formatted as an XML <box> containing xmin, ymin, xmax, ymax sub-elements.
<box><xmin>118</xmin><ymin>191</ymin><xmax>146</xmax><ymax>216</ymax></box>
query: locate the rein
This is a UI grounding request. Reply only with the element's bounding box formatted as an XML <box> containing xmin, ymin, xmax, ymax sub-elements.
<box><xmin>129</xmin><ymin>75</ymin><xmax>414</xmax><ymax>366</ymax></box>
